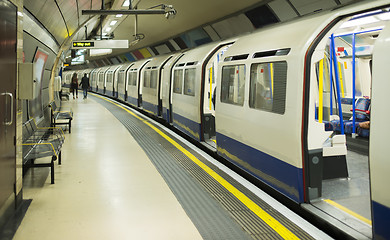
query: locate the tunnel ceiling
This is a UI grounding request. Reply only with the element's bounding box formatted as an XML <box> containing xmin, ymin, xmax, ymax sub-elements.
<box><xmin>23</xmin><ymin>0</ymin><xmax>357</xmax><ymax>65</ymax></box>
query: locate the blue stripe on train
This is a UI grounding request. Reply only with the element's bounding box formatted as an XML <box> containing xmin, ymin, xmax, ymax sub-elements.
<box><xmin>118</xmin><ymin>93</ymin><xmax>126</xmax><ymax>101</ymax></box>
<box><xmin>162</xmin><ymin>107</ymin><xmax>169</xmax><ymax>122</ymax></box>
<box><xmin>126</xmin><ymin>95</ymin><xmax>138</xmax><ymax>107</ymax></box>
<box><xmin>216</xmin><ymin>132</ymin><xmax>304</xmax><ymax>203</ymax></box>
<box><xmin>172</xmin><ymin>113</ymin><xmax>201</xmax><ymax>141</ymax></box>
<box><xmin>106</xmin><ymin>90</ymin><xmax>114</xmax><ymax>97</ymax></box>
<box><xmin>372</xmin><ymin>201</ymin><xmax>390</xmax><ymax>239</ymax></box>
<box><xmin>142</xmin><ymin>100</ymin><xmax>158</xmax><ymax>116</ymax></box>
<box><xmin>98</xmin><ymin>87</ymin><xmax>104</xmax><ymax>94</ymax></box>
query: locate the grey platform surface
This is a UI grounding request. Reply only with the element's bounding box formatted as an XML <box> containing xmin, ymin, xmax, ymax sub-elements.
<box><xmin>93</xmin><ymin>95</ymin><xmax>315</xmax><ymax>240</ymax></box>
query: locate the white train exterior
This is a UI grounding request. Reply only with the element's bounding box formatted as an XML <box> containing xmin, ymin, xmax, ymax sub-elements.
<box><xmin>65</xmin><ymin>1</ymin><xmax>390</xmax><ymax>238</ymax></box>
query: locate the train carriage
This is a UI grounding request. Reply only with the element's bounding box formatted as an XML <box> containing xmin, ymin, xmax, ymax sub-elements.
<box><xmin>105</xmin><ymin>65</ymin><xmax>121</xmax><ymax>97</ymax></box>
<box><xmin>126</xmin><ymin>59</ymin><xmax>150</xmax><ymax>107</ymax></box>
<box><xmin>97</xmin><ymin>66</ymin><xmax>110</xmax><ymax>95</ymax></box>
<box><xmin>171</xmin><ymin>41</ymin><xmax>234</xmax><ymax>142</ymax></box>
<box><xmin>116</xmin><ymin>63</ymin><xmax>133</xmax><ymax>101</ymax></box>
<box><xmin>141</xmin><ymin>54</ymin><xmax>177</xmax><ymax>117</ymax></box>
<box><xmin>160</xmin><ymin>52</ymin><xmax>184</xmax><ymax>123</ymax></box>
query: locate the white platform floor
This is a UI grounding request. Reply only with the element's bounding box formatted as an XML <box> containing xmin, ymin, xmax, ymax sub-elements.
<box><xmin>14</xmin><ymin>97</ymin><xmax>202</xmax><ymax>240</ymax></box>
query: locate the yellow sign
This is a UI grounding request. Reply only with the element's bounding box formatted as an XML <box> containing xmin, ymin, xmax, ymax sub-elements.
<box><xmin>72</xmin><ymin>41</ymin><xmax>94</xmax><ymax>48</ymax></box>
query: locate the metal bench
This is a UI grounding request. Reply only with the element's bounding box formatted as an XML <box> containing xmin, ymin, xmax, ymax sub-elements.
<box><xmin>22</xmin><ymin>119</ymin><xmax>64</xmax><ymax>184</ymax></box>
<box><xmin>49</xmin><ymin>101</ymin><xmax>73</xmax><ymax>133</ymax></box>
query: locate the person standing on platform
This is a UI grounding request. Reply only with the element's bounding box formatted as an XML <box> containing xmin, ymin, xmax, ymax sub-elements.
<box><xmin>80</xmin><ymin>73</ymin><xmax>90</xmax><ymax>99</ymax></box>
<box><xmin>71</xmin><ymin>73</ymin><xmax>78</xmax><ymax>99</ymax></box>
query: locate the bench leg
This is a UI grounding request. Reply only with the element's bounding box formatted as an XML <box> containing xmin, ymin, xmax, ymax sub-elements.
<box><xmin>69</xmin><ymin>120</ymin><xmax>71</xmax><ymax>133</ymax></box>
<box><xmin>51</xmin><ymin>157</ymin><xmax>55</xmax><ymax>184</ymax></box>
<box><xmin>59</xmin><ymin>151</ymin><xmax>62</xmax><ymax>165</ymax></box>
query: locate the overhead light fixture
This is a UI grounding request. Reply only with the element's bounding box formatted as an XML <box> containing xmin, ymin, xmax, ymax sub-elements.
<box><xmin>82</xmin><ymin>4</ymin><xmax>177</xmax><ymax>16</ymax></box>
<box><xmin>90</xmin><ymin>49</ymin><xmax>113</xmax><ymax>57</ymax></box>
<box><xmin>122</xmin><ymin>0</ymin><xmax>130</xmax><ymax>7</ymax></box>
<box><xmin>102</xmin><ymin>32</ymin><xmax>108</xmax><ymax>35</ymax></box>
<box><xmin>340</xmin><ymin>16</ymin><xmax>380</xmax><ymax>29</ymax></box>
<box><xmin>110</xmin><ymin>20</ymin><xmax>118</xmax><ymax>26</ymax></box>
<box><xmin>106</xmin><ymin>27</ymin><xmax>112</xmax><ymax>32</ymax></box>
<box><xmin>116</xmin><ymin>14</ymin><xmax>123</xmax><ymax>17</ymax></box>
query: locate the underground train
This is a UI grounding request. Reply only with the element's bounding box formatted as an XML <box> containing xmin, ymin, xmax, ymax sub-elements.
<box><xmin>63</xmin><ymin>1</ymin><xmax>390</xmax><ymax>238</ymax></box>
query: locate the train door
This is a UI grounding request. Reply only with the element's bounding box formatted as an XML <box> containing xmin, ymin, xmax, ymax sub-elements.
<box><xmin>370</xmin><ymin>20</ymin><xmax>390</xmax><ymax>240</ymax></box>
<box><xmin>0</xmin><ymin>0</ymin><xmax>17</xmax><ymax>214</ymax></box>
<box><xmin>201</xmin><ymin>45</ymin><xmax>231</xmax><ymax>147</ymax></box>
<box><xmin>305</xmin><ymin>9</ymin><xmax>390</xmax><ymax>238</ymax></box>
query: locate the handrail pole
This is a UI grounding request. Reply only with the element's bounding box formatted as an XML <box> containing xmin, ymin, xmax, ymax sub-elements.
<box><xmin>331</xmin><ymin>34</ymin><xmax>345</xmax><ymax>134</ymax></box>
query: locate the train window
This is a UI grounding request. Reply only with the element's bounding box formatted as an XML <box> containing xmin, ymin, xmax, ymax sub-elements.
<box><xmin>144</xmin><ymin>71</ymin><xmax>151</xmax><ymax>88</ymax></box>
<box><xmin>184</xmin><ymin>68</ymin><xmax>196</xmax><ymax>96</ymax></box>
<box><xmin>173</xmin><ymin>69</ymin><xmax>183</xmax><ymax>94</ymax></box>
<box><xmin>107</xmin><ymin>72</ymin><xmax>113</xmax><ymax>83</ymax></box>
<box><xmin>128</xmin><ymin>71</ymin><xmax>137</xmax><ymax>86</ymax></box>
<box><xmin>249</xmin><ymin>61</ymin><xmax>287</xmax><ymax>114</ymax></box>
<box><xmin>150</xmin><ymin>70</ymin><xmax>158</xmax><ymax>89</ymax></box>
<box><xmin>118</xmin><ymin>71</ymin><xmax>125</xmax><ymax>85</ymax></box>
<box><xmin>221</xmin><ymin>65</ymin><xmax>246</xmax><ymax>106</ymax></box>
<box><xmin>99</xmin><ymin>73</ymin><xmax>104</xmax><ymax>83</ymax></box>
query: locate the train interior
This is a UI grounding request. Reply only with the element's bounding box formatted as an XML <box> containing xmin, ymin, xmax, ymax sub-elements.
<box><xmin>309</xmin><ymin>9</ymin><xmax>389</xmax><ymax>238</ymax></box>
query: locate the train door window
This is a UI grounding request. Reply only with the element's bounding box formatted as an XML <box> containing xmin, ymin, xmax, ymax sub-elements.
<box><xmin>315</xmin><ymin>57</ymin><xmax>332</xmax><ymax>122</ymax></box>
<box><xmin>128</xmin><ymin>71</ymin><xmax>137</xmax><ymax>86</ymax></box>
<box><xmin>184</xmin><ymin>68</ymin><xmax>196</xmax><ymax>96</ymax></box>
<box><xmin>173</xmin><ymin>69</ymin><xmax>183</xmax><ymax>94</ymax></box>
<box><xmin>150</xmin><ymin>70</ymin><xmax>158</xmax><ymax>89</ymax></box>
<box><xmin>107</xmin><ymin>71</ymin><xmax>113</xmax><ymax>83</ymax></box>
<box><xmin>144</xmin><ymin>71</ymin><xmax>151</xmax><ymax>88</ymax></box>
<box><xmin>118</xmin><ymin>70</ymin><xmax>124</xmax><ymax>86</ymax></box>
<box><xmin>99</xmin><ymin>73</ymin><xmax>104</xmax><ymax>83</ymax></box>
<box><xmin>249</xmin><ymin>62</ymin><xmax>287</xmax><ymax>114</ymax></box>
<box><xmin>221</xmin><ymin>65</ymin><xmax>246</xmax><ymax>106</ymax></box>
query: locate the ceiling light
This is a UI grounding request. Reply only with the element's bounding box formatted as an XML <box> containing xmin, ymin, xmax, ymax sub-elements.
<box><xmin>106</xmin><ymin>27</ymin><xmax>112</xmax><ymax>32</ymax></box>
<box><xmin>110</xmin><ymin>20</ymin><xmax>118</xmax><ymax>26</ymax></box>
<box><xmin>90</xmin><ymin>49</ymin><xmax>113</xmax><ymax>57</ymax></box>
<box><xmin>102</xmin><ymin>32</ymin><xmax>108</xmax><ymax>35</ymax></box>
<box><xmin>116</xmin><ymin>14</ymin><xmax>123</xmax><ymax>17</ymax></box>
<box><xmin>340</xmin><ymin>16</ymin><xmax>380</xmax><ymax>29</ymax></box>
<box><xmin>122</xmin><ymin>0</ymin><xmax>130</xmax><ymax>7</ymax></box>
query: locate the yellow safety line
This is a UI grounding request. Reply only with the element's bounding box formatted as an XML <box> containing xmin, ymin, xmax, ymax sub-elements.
<box><xmin>22</xmin><ymin>142</ymin><xmax>58</xmax><ymax>159</ymax></box>
<box><xmin>324</xmin><ymin>199</ymin><xmax>372</xmax><ymax>225</ymax></box>
<box><xmin>209</xmin><ymin>67</ymin><xmax>213</xmax><ymax>110</ymax></box>
<box><xmin>270</xmin><ymin>63</ymin><xmax>274</xmax><ymax>96</ymax></box>
<box><xmin>92</xmin><ymin>93</ymin><xmax>300</xmax><ymax>240</ymax></box>
<box><xmin>318</xmin><ymin>59</ymin><xmax>324</xmax><ymax>123</ymax></box>
<box><xmin>338</xmin><ymin>62</ymin><xmax>345</xmax><ymax>98</ymax></box>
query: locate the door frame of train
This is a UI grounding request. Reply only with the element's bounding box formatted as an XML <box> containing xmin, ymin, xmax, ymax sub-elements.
<box><xmin>370</xmin><ymin>20</ymin><xmax>390</xmax><ymax>240</ymax></box>
<box><xmin>136</xmin><ymin>60</ymin><xmax>150</xmax><ymax>108</ymax></box>
<box><xmin>303</xmin><ymin>15</ymin><xmax>352</xmax><ymax>202</ymax></box>
<box><xmin>303</xmin><ymin>5</ymin><xmax>386</xmax><ymax>202</ymax></box>
<box><xmin>200</xmin><ymin>42</ymin><xmax>234</xmax><ymax>142</ymax></box>
<box><xmin>157</xmin><ymin>56</ymin><xmax>173</xmax><ymax>117</ymax></box>
<box><xmin>168</xmin><ymin>54</ymin><xmax>185</xmax><ymax>124</ymax></box>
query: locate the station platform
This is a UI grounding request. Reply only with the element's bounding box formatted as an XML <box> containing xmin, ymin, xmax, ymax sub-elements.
<box><xmin>13</xmin><ymin>93</ymin><xmax>332</xmax><ymax>240</ymax></box>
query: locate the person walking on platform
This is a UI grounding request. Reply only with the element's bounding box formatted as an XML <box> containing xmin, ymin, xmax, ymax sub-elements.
<box><xmin>71</xmin><ymin>73</ymin><xmax>78</xmax><ymax>99</ymax></box>
<box><xmin>80</xmin><ymin>73</ymin><xmax>90</xmax><ymax>99</ymax></box>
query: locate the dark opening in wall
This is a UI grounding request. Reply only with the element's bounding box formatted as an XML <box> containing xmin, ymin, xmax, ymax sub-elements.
<box><xmin>245</xmin><ymin>5</ymin><xmax>279</xmax><ymax>29</ymax></box>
